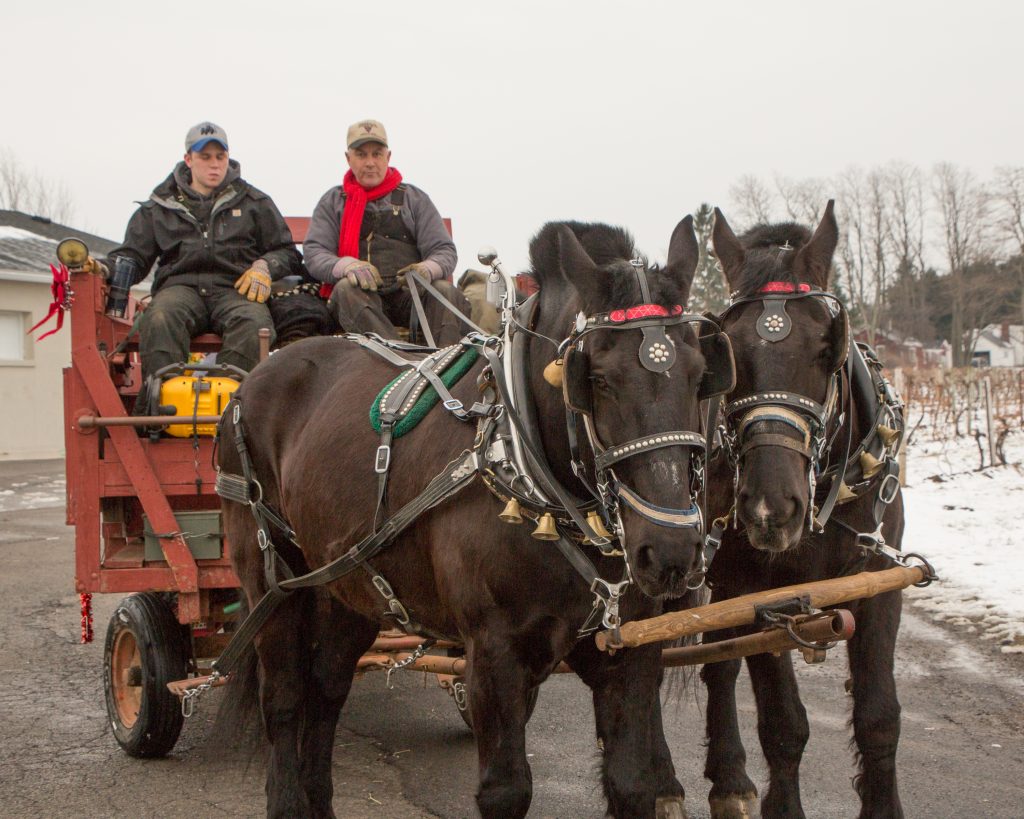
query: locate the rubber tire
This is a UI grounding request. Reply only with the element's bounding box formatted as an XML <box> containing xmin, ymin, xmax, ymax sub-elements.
<box><xmin>455</xmin><ymin>677</ymin><xmax>539</xmax><ymax>732</ymax></box>
<box><xmin>103</xmin><ymin>592</ymin><xmax>188</xmax><ymax>757</ymax></box>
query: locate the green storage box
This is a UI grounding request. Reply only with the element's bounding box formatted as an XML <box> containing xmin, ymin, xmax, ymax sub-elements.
<box><xmin>143</xmin><ymin>510</ymin><xmax>223</xmax><ymax>561</ymax></box>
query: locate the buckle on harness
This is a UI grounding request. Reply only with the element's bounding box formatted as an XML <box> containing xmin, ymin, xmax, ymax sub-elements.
<box><xmin>878</xmin><ymin>471</ymin><xmax>900</xmax><ymax>505</ymax></box>
<box><xmin>374</xmin><ymin>445</ymin><xmax>391</xmax><ymax>474</ymax></box>
<box><xmin>443</xmin><ymin>398</ymin><xmax>464</xmax><ymax>412</ymax></box>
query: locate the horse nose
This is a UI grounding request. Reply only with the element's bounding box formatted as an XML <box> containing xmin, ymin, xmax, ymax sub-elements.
<box><xmin>635</xmin><ymin>526</ymin><xmax>704</xmax><ymax>593</ymax></box>
<box><xmin>738</xmin><ymin>486</ymin><xmax>800</xmax><ymax>528</ymax></box>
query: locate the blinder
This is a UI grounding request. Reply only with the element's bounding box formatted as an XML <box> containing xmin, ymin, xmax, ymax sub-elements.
<box><xmin>698</xmin><ymin>331</ymin><xmax>736</xmax><ymax>400</ymax></box>
<box><xmin>562</xmin><ymin>345</ymin><xmax>593</xmax><ymax>416</ymax></box>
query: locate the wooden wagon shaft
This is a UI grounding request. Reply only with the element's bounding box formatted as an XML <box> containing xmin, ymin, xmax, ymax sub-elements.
<box><xmin>76</xmin><ymin>414</ymin><xmax>223</xmax><ymax>428</ymax></box>
<box><xmin>595</xmin><ymin>565</ymin><xmax>926</xmax><ymax>652</ymax></box>
<box><xmin>659</xmin><ymin>608</ymin><xmax>855</xmax><ymax>667</ymax></box>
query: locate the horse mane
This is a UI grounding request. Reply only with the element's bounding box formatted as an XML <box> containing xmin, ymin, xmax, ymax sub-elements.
<box><xmin>528</xmin><ymin>220</ymin><xmax>686</xmax><ymax>309</ymax></box>
<box><xmin>732</xmin><ymin>222</ymin><xmax>813</xmax><ymax>297</ymax></box>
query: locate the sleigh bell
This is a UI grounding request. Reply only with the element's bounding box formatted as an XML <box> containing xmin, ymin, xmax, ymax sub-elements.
<box><xmin>836</xmin><ymin>481</ymin><xmax>858</xmax><ymax>504</ymax></box>
<box><xmin>531</xmin><ymin>512</ymin><xmax>560</xmax><ymax>541</ymax></box>
<box><xmin>877</xmin><ymin>424</ymin><xmax>900</xmax><ymax>447</ymax></box>
<box><xmin>499</xmin><ymin>497</ymin><xmax>523</xmax><ymax>524</ymax></box>
<box><xmin>584</xmin><ymin>510</ymin><xmax>612</xmax><ymax>542</ymax></box>
<box><xmin>543</xmin><ymin>358</ymin><xmax>564</xmax><ymax>387</ymax></box>
<box><xmin>859</xmin><ymin>451</ymin><xmax>884</xmax><ymax>479</ymax></box>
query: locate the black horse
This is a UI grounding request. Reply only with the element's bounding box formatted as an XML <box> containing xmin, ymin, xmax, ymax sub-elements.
<box><xmin>699</xmin><ymin>202</ymin><xmax>908</xmax><ymax>818</ymax></box>
<box><xmin>216</xmin><ymin>218</ymin><xmax>718</xmax><ymax>818</ymax></box>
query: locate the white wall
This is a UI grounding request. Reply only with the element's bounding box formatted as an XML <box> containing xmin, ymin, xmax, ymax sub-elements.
<box><xmin>0</xmin><ymin>277</ymin><xmax>69</xmax><ymax>460</ymax></box>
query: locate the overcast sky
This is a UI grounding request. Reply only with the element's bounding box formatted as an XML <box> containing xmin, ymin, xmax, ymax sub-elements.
<box><xmin>3</xmin><ymin>0</ymin><xmax>1020</xmax><ymax>275</ymax></box>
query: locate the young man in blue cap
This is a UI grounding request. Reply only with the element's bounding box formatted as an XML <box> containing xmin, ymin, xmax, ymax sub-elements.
<box><xmin>97</xmin><ymin>122</ymin><xmax>302</xmax><ymax>384</ymax></box>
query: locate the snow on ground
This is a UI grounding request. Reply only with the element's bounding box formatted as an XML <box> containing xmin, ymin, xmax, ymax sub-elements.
<box><xmin>902</xmin><ymin>429</ymin><xmax>1024</xmax><ymax>652</ymax></box>
<box><xmin>0</xmin><ymin>472</ymin><xmax>65</xmax><ymax>512</ymax></box>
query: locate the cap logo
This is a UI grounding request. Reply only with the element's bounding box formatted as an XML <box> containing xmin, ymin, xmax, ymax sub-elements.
<box><xmin>200</xmin><ymin>124</ymin><xmax>216</xmax><ymax>135</ymax></box>
<box><xmin>361</xmin><ymin>122</ymin><xmax>374</xmax><ymax>132</ymax></box>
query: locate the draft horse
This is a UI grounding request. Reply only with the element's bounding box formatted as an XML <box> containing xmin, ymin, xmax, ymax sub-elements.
<box><xmin>699</xmin><ymin>202</ymin><xmax>909</xmax><ymax>818</ymax></box>
<box><xmin>217</xmin><ymin>217</ymin><xmax>721</xmax><ymax>818</ymax></box>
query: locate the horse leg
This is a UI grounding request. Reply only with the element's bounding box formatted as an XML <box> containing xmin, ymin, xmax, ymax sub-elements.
<box><xmin>575</xmin><ymin>641</ymin><xmax>686</xmax><ymax>818</ymax></box>
<box><xmin>299</xmin><ymin>590</ymin><xmax>380</xmax><ymax>819</ymax></box>
<box><xmin>846</xmin><ymin>592</ymin><xmax>903</xmax><ymax>818</ymax></box>
<box><xmin>466</xmin><ymin>639</ymin><xmax>536</xmax><ymax>819</ymax></box>
<box><xmin>701</xmin><ymin>645</ymin><xmax>759</xmax><ymax>818</ymax></box>
<box><xmin>254</xmin><ymin>589</ymin><xmax>316</xmax><ymax>819</ymax></box>
<box><xmin>746</xmin><ymin>651</ymin><xmax>809</xmax><ymax>819</ymax></box>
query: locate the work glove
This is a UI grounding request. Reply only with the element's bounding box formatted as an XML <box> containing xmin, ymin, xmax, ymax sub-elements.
<box><xmin>83</xmin><ymin>256</ymin><xmax>109</xmax><ymax>278</ymax></box>
<box><xmin>235</xmin><ymin>260</ymin><xmax>272</xmax><ymax>303</ymax></box>
<box><xmin>396</xmin><ymin>262</ymin><xmax>441</xmax><ymax>289</ymax></box>
<box><xmin>345</xmin><ymin>261</ymin><xmax>384</xmax><ymax>292</ymax></box>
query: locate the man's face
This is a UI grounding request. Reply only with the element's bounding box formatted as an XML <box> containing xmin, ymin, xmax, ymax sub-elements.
<box><xmin>184</xmin><ymin>143</ymin><xmax>229</xmax><ymax>195</ymax></box>
<box><xmin>346</xmin><ymin>141</ymin><xmax>391</xmax><ymax>188</ymax></box>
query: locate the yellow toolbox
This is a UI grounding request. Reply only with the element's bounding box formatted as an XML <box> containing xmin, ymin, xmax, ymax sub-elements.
<box><xmin>160</xmin><ymin>375</ymin><xmax>239</xmax><ymax>437</ymax></box>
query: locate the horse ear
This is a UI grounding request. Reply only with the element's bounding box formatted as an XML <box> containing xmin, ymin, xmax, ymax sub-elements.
<box><xmin>711</xmin><ymin>208</ymin><xmax>744</xmax><ymax>286</ymax></box>
<box><xmin>795</xmin><ymin>200</ymin><xmax>838</xmax><ymax>287</ymax></box>
<box><xmin>557</xmin><ymin>224</ymin><xmax>605</xmax><ymax>306</ymax></box>
<box><xmin>666</xmin><ymin>215</ymin><xmax>698</xmax><ymax>302</ymax></box>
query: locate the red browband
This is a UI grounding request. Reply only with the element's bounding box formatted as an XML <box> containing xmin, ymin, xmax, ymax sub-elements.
<box><xmin>608</xmin><ymin>304</ymin><xmax>683</xmax><ymax>323</ymax></box>
<box><xmin>758</xmin><ymin>282</ymin><xmax>811</xmax><ymax>294</ymax></box>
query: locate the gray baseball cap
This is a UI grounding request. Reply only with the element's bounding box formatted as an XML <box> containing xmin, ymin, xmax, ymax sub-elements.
<box><xmin>185</xmin><ymin>121</ymin><xmax>229</xmax><ymax>152</ymax></box>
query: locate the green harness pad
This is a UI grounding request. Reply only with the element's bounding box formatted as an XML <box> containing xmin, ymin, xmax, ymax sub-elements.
<box><xmin>370</xmin><ymin>346</ymin><xmax>479</xmax><ymax>438</ymax></box>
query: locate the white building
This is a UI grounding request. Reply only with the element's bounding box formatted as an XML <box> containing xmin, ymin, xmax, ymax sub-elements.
<box><xmin>0</xmin><ymin>210</ymin><xmax>117</xmax><ymax>460</ymax></box>
<box><xmin>972</xmin><ymin>323</ymin><xmax>1024</xmax><ymax>367</ymax></box>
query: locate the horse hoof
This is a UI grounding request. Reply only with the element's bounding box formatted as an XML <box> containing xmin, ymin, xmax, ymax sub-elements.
<box><xmin>655</xmin><ymin>795</ymin><xmax>688</xmax><ymax>818</ymax></box>
<box><xmin>710</xmin><ymin>793</ymin><xmax>759</xmax><ymax>818</ymax></box>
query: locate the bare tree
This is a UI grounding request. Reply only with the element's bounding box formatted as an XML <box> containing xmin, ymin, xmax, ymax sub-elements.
<box><xmin>992</xmin><ymin>165</ymin><xmax>1024</xmax><ymax>327</ymax></box>
<box><xmin>728</xmin><ymin>174</ymin><xmax>775</xmax><ymax>228</ymax></box>
<box><xmin>0</xmin><ymin>148</ymin><xmax>75</xmax><ymax>223</ymax></box>
<box><xmin>835</xmin><ymin>167</ymin><xmax>893</xmax><ymax>344</ymax></box>
<box><xmin>933</xmin><ymin>162</ymin><xmax>992</xmax><ymax>365</ymax></box>
<box><xmin>775</xmin><ymin>174</ymin><xmax>830</xmax><ymax>225</ymax></box>
<box><xmin>884</xmin><ymin>162</ymin><xmax>934</xmax><ymax>342</ymax></box>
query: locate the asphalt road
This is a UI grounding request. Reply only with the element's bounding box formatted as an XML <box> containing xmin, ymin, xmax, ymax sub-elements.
<box><xmin>1</xmin><ymin>459</ymin><xmax>1022</xmax><ymax>818</ymax></box>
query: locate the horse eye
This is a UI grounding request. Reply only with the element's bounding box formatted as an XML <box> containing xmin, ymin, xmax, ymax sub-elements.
<box><xmin>590</xmin><ymin>374</ymin><xmax>610</xmax><ymax>390</ymax></box>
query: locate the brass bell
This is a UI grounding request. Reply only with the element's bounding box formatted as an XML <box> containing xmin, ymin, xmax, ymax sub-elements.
<box><xmin>837</xmin><ymin>481</ymin><xmax>858</xmax><ymax>503</ymax></box>
<box><xmin>531</xmin><ymin>512</ymin><xmax>559</xmax><ymax>541</ymax></box>
<box><xmin>860</xmin><ymin>451</ymin><xmax>883</xmax><ymax>479</ymax></box>
<box><xmin>543</xmin><ymin>358</ymin><xmax>564</xmax><ymax>387</ymax></box>
<box><xmin>877</xmin><ymin>425</ymin><xmax>900</xmax><ymax>447</ymax></box>
<box><xmin>584</xmin><ymin>510</ymin><xmax>612</xmax><ymax>542</ymax></box>
<box><xmin>499</xmin><ymin>497</ymin><xmax>523</xmax><ymax>524</ymax></box>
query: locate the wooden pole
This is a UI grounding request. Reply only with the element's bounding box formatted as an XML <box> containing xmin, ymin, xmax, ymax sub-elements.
<box><xmin>595</xmin><ymin>565</ymin><xmax>927</xmax><ymax>652</ymax></box>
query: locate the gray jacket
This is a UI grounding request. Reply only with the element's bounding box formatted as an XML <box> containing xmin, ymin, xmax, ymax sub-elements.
<box><xmin>303</xmin><ymin>182</ymin><xmax>457</xmax><ymax>283</ymax></box>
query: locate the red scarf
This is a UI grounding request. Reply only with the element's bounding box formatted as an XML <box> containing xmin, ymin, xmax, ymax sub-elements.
<box><xmin>338</xmin><ymin>167</ymin><xmax>403</xmax><ymax>257</ymax></box>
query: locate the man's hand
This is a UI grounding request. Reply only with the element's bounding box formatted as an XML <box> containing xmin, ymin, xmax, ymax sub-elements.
<box><xmin>346</xmin><ymin>261</ymin><xmax>383</xmax><ymax>291</ymax></box>
<box><xmin>235</xmin><ymin>261</ymin><xmax>272</xmax><ymax>303</ymax></box>
<box><xmin>82</xmin><ymin>257</ymin><xmax>109</xmax><ymax>278</ymax></box>
<box><xmin>396</xmin><ymin>262</ymin><xmax>438</xmax><ymax>288</ymax></box>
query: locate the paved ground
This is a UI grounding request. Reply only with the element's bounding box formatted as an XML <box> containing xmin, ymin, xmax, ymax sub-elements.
<box><xmin>1</xmin><ymin>459</ymin><xmax>1022</xmax><ymax>817</ymax></box>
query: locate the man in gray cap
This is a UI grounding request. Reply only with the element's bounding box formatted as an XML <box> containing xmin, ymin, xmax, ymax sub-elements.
<box><xmin>98</xmin><ymin>121</ymin><xmax>302</xmax><ymax>391</ymax></box>
<box><xmin>303</xmin><ymin>119</ymin><xmax>468</xmax><ymax>345</ymax></box>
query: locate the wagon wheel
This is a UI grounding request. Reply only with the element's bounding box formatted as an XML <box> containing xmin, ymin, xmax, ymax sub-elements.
<box><xmin>447</xmin><ymin>676</ymin><xmax>539</xmax><ymax>732</ymax></box>
<box><xmin>103</xmin><ymin>592</ymin><xmax>189</xmax><ymax>757</ymax></box>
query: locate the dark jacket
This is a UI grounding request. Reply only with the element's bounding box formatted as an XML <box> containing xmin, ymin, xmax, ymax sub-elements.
<box><xmin>108</xmin><ymin>160</ymin><xmax>303</xmax><ymax>294</ymax></box>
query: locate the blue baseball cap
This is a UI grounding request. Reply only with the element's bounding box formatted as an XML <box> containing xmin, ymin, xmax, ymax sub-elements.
<box><xmin>185</xmin><ymin>121</ymin><xmax>229</xmax><ymax>152</ymax></box>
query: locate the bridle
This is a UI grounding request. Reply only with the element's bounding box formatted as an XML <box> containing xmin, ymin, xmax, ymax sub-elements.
<box><xmin>716</xmin><ymin>281</ymin><xmax>850</xmax><ymax>532</ymax></box>
<box><xmin>558</xmin><ymin>259</ymin><xmax>734</xmax><ymax>586</ymax></box>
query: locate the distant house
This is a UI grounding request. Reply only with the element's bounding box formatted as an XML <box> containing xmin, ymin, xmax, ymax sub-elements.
<box><xmin>0</xmin><ymin>210</ymin><xmax>118</xmax><ymax>460</ymax></box>
<box><xmin>971</xmin><ymin>323</ymin><xmax>1024</xmax><ymax>367</ymax></box>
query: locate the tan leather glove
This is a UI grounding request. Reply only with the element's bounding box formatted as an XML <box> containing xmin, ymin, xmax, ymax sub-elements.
<box><xmin>396</xmin><ymin>262</ymin><xmax>437</xmax><ymax>289</ymax></box>
<box><xmin>235</xmin><ymin>260</ymin><xmax>272</xmax><ymax>303</ymax></box>
<box><xmin>345</xmin><ymin>261</ymin><xmax>384</xmax><ymax>292</ymax></box>
<box><xmin>82</xmin><ymin>256</ymin><xmax>109</xmax><ymax>278</ymax></box>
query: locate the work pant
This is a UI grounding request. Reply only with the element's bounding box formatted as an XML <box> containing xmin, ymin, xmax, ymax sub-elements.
<box><xmin>328</xmin><ymin>279</ymin><xmax>472</xmax><ymax>347</ymax></box>
<box><xmin>139</xmin><ymin>281</ymin><xmax>275</xmax><ymax>380</ymax></box>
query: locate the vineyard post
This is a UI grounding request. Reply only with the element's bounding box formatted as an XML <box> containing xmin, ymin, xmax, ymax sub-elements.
<box><xmin>983</xmin><ymin>376</ymin><xmax>996</xmax><ymax>467</ymax></box>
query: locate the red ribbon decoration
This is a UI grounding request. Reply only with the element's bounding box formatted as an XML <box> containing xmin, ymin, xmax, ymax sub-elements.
<box><xmin>758</xmin><ymin>282</ymin><xmax>811</xmax><ymax>294</ymax></box>
<box><xmin>27</xmin><ymin>263</ymin><xmax>74</xmax><ymax>340</ymax></box>
<box><xmin>608</xmin><ymin>304</ymin><xmax>683</xmax><ymax>323</ymax></box>
<box><xmin>80</xmin><ymin>593</ymin><xmax>94</xmax><ymax>644</ymax></box>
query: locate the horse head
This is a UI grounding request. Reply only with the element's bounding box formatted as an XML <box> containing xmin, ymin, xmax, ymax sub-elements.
<box><xmin>529</xmin><ymin>217</ymin><xmax>715</xmax><ymax>598</ymax></box>
<box><xmin>712</xmin><ymin>201</ymin><xmax>848</xmax><ymax>552</ymax></box>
